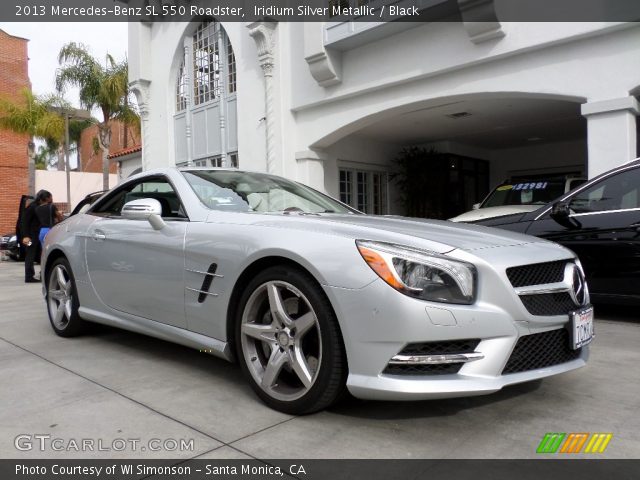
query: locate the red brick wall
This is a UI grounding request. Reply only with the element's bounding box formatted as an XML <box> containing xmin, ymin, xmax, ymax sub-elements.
<box><xmin>79</xmin><ymin>121</ymin><xmax>139</xmax><ymax>173</ymax></box>
<box><xmin>0</xmin><ymin>29</ymin><xmax>30</xmax><ymax>234</ymax></box>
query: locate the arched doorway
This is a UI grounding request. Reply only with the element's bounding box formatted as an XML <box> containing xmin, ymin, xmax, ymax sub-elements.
<box><xmin>174</xmin><ymin>20</ymin><xmax>238</xmax><ymax>168</ymax></box>
<box><xmin>309</xmin><ymin>93</ymin><xmax>588</xmax><ymax>218</ymax></box>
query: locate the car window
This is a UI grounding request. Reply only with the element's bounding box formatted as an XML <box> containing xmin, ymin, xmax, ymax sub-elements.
<box><xmin>182</xmin><ymin>170</ymin><xmax>356</xmax><ymax>214</ymax></box>
<box><xmin>569</xmin><ymin>167</ymin><xmax>640</xmax><ymax>214</ymax></box>
<box><xmin>482</xmin><ymin>181</ymin><xmax>566</xmax><ymax>207</ymax></box>
<box><xmin>90</xmin><ymin>177</ymin><xmax>188</xmax><ymax>219</ymax></box>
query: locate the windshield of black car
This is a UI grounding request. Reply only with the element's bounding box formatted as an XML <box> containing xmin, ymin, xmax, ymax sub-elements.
<box><xmin>182</xmin><ymin>170</ymin><xmax>356</xmax><ymax>214</ymax></box>
<box><xmin>482</xmin><ymin>181</ymin><xmax>566</xmax><ymax>208</ymax></box>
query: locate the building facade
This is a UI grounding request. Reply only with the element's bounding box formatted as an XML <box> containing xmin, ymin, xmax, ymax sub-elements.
<box><xmin>0</xmin><ymin>29</ymin><xmax>29</xmax><ymax>234</ymax></box>
<box><xmin>78</xmin><ymin>121</ymin><xmax>140</xmax><ymax>176</ymax></box>
<box><xmin>129</xmin><ymin>17</ymin><xmax>640</xmax><ymax>217</ymax></box>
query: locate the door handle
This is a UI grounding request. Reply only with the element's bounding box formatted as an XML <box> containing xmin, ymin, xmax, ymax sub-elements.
<box><xmin>91</xmin><ymin>230</ymin><xmax>106</xmax><ymax>241</ymax></box>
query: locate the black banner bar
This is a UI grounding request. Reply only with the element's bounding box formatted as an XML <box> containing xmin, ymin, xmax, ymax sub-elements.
<box><xmin>1</xmin><ymin>460</ymin><xmax>639</xmax><ymax>480</ymax></box>
<box><xmin>2</xmin><ymin>0</ymin><xmax>640</xmax><ymax>22</ymax></box>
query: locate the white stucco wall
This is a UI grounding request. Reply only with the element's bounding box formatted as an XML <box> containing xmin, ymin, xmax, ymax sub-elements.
<box><xmin>35</xmin><ymin>171</ymin><xmax>117</xmax><ymax>208</ymax></box>
<box><xmin>129</xmin><ymin>20</ymin><xmax>640</xmax><ymax>199</ymax></box>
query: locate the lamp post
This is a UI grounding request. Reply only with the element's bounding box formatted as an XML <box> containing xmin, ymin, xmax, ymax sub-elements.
<box><xmin>49</xmin><ymin>107</ymin><xmax>91</xmax><ymax>212</ymax></box>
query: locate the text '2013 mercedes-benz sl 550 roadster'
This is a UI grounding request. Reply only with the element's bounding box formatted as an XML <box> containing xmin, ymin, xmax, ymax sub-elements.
<box><xmin>41</xmin><ymin>168</ymin><xmax>593</xmax><ymax>414</ymax></box>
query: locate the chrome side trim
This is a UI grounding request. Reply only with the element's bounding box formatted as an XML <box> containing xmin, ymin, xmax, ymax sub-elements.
<box><xmin>571</xmin><ymin>207</ymin><xmax>640</xmax><ymax>217</ymax></box>
<box><xmin>185</xmin><ymin>287</ymin><xmax>219</xmax><ymax>297</ymax></box>
<box><xmin>389</xmin><ymin>352</ymin><xmax>484</xmax><ymax>365</ymax></box>
<box><xmin>186</xmin><ymin>268</ymin><xmax>224</xmax><ymax>278</ymax></box>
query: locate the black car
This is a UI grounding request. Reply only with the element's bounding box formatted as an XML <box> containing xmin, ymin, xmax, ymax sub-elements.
<box><xmin>0</xmin><ymin>232</ymin><xmax>20</xmax><ymax>260</ymax></box>
<box><xmin>69</xmin><ymin>190</ymin><xmax>107</xmax><ymax>217</ymax></box>
<box><xmin>472</xmin><ymin>159</ymin><xmax>640</xmax><ymax>305</ymax></box>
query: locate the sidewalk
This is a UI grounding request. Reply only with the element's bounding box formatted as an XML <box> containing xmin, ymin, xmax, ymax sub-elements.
<box><xmin>0</xmin><ymin>260</ymin><xmax>638</xmax><ymax>459</ymax></box>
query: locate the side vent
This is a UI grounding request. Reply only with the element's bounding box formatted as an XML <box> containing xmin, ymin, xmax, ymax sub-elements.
<box><xmin>198</xmin><ymin>263</ymin><xmax>218</xmax><ymax>303</ymax></box>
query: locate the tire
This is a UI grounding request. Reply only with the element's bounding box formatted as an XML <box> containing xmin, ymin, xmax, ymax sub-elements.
<box><xmin>46</xmin><ymin>257</ymin><xmax>85</xmax><ymax>337</ymax></box>
<box><xmin>235</xmin><ymin>265</ymin><xmax>347</xmax><ymax>415</ymax></box>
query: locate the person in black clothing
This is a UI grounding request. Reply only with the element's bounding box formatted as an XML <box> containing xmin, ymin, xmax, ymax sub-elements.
<box><xmin>21</xmin><ymin>190</ymin><xmax>50</xmax><ymax>283</ymax></box>
<box><xmin>35</xmin><ymin>193</ymin><xmax>63</xmax><ymax>245</ymax></box>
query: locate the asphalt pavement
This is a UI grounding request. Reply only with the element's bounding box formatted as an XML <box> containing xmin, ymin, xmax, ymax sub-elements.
<box><xmin>0</xmin><ymin>259</ymin><xmax>638</xmax><ymax>459</ymax></box>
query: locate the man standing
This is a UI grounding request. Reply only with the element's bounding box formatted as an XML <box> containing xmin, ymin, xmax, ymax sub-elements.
<box><xmin>21</xmin><ymin>190</ymin><xmax>49</xmax><ymax>283</ymax></box>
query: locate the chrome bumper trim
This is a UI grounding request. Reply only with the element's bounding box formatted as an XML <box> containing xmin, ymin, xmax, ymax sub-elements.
<box><xmin>389</xmin><ymin>352</ymin><xmax>484</xmax><ymax>365</ymax></box>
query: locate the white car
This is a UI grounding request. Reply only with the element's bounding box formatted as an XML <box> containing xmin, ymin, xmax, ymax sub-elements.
<box><xmin>450</xmin><ymin>177</ymin><xmax>585</xmax><ymax>223</ymax></box>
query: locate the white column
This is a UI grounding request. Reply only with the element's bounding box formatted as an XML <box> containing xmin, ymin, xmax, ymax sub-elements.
<box><xmin>247</xmin><ymin>22</ymin><xmax>278</xmax><ymax>174</ymax></box>
<box><xmin>130</xmin><ymin>79</ymin><xmax>151</xmax><ymax>171</ymax></box>
<box><xmin>295</xmin><ymin>150</ymin><xmax>327</xmax><ymax>193</ymax></box>
<box><xmin>182</xmin><ymin>37</ymin><xmax>194</xmax><ymax>167</ymax></box>
<box><xmin>581</xmin><ymin>96</ymin><xmax>639</xmax><ymax>178</ymax></box>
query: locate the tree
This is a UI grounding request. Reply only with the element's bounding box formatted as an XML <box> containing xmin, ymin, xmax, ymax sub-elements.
<box><xmin>391</xmin><ymin>147</ymin><xmax>450</xmax><ymax>218</ymax></box>
<box><xmin>0</xmin><ymin>89</ymin><xmax>65</xmax><ymax>194</ymax></box>
<box><xmin>56</xmin><ymin>42</ymin><xmax>139</xmax><ymax>189</ymax></box>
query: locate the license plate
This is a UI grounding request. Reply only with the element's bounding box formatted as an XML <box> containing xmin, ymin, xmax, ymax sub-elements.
<box><xmin>570</xmin><ymin>306</ymin><xmax>594</xmax><ymax>350</ymax></box>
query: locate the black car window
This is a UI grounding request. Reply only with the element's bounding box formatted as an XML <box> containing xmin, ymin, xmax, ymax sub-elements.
<box><xmin>90</xmin><ymin>178</ymin><xmax>188</xmax><ymax>219</ymax></box>
<box><xmin>569</xmin><ymin>167</ymin><xmax>640</xmax><ymax>214</ymax></box>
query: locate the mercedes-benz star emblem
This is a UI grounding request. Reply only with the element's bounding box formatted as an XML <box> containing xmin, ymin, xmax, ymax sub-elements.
<box><xmin>566</xmin><ymin>263</ymin><xmax>589</xmax><ymax>307</ymax></box>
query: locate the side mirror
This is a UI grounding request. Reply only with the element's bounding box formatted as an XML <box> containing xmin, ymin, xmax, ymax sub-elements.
<box><xmin>550</xmin><ymin>200</ymin><xmax>580</xmax><ymax>229</ymax></box>
<box><xmin>472</xmin><ymin>203</ymin><xmax>481</xmax><ymax>210</ymax></box>
<box><xmin>121</xmin><ymin>198</ymin><xmax>166</xmax><ymax>230</ymax></box>
<box><xmin>550</xmin><ymin>201</ymin><xmax>570</xmax><ymax>219</ymax></box>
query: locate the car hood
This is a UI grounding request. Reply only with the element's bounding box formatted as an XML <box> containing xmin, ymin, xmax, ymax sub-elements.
<box><xmin>449</xmin><ymin>205</ymin><xmax>539</xmax><ymax>223</ymax></box>
<box><xmin>242</xmin><ymin>213</ymin><xmax>547</xmax><ymax>253</ymax></box>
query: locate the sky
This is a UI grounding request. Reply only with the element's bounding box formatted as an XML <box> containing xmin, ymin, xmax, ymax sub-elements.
<box><xmin>0</xmin><ymin>22</ymin><xmax>128</xmax><ymax>104</ymax></box>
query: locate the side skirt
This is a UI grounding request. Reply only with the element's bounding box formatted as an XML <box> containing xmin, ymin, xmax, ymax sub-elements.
<box><xmin>78</xmin><ymin>307</ymin><xmax>234</xmax><ymax>362</ymax></box>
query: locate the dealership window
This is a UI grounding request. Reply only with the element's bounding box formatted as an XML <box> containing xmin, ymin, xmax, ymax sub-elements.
<box><xmin>175</xmin><ymin>53</ymin><xmax>188</xmax><ymax>112</ymax></box>
<box><xmin>339</xmin><ymin>167</ymin><xmax>388</xmax><ymax>214</ymax></box>
<box><xmin>174</xmin><ymin>20</ymin><xmax>238</xmax><ymax>168</ymax></box>
<box><xmin>227</xmin><ymin>36</ymin><xmax>236</xmax><ymax>94</ymax></box>
<box><xmin>185</xmin><ymin>152</ymin><xmax>239</xmax><ymax>168</ymax></box>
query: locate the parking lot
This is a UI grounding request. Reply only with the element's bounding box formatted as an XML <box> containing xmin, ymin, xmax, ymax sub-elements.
<box><xmin>0</xmin><ymin>260</ymin><xmax>638</xmax><ymax>460</ymax></box>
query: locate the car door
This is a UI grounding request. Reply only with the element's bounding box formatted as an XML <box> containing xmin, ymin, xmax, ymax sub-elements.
<box><xmin>526</xmin><ymin>165</ymin><xmax>640</xmax><ymax>300</ymax></box>
<box><xmin>85</xmin><ymin>176</ymin><xmax>189</xmax><ymax>328</ymax></box>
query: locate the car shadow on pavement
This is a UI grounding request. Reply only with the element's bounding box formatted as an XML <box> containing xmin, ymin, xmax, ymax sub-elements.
<box><xmin>84</xmin><ymin>323</ymin><xmax>543</xmax><ymax>419</ymax></box>
<box><xmin>327</xmin><ymin>380</ymin><xmax>543</xmax><ymax>420</ymax></box>
<box><xmin>84</xmin><ymin>322</ymin><xmax>246</xmax><ymax>385</ymax></box>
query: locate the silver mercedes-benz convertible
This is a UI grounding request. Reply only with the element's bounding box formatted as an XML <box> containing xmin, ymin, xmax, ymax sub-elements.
<box><xmin>41</xmin><ymin>168</ymin><xmax>593</xmax><ymax>414</ymax></box>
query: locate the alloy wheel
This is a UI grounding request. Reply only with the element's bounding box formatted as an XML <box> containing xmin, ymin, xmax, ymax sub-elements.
<box><xmin>48</xmin><ymin>264</ymin><xmax>74</xmax><ymax>330</ymax></box>
<box><xmin>240</xmin><ymin>280</ymin><xmax>322</xmax><ymax>402</ymax></box>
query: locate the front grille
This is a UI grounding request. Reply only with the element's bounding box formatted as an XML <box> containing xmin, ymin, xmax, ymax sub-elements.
<box><xmin>520</xmin><ymin>292</ymin><xmax>577</xmax><ymax>316</ymax></box>
<box><xmin>383</xmin><ymin>339</ymin><xmax>480</xmax><ymax>376</ymax></box>
<box><xmin>502</xmin><ymin>328</ymin><xmax>581</xmax><ymax>374</ymax></box>
<box><xmin>506</xmin><ymin>260</ymin><xmax>567</xmax><ymax>288</ymax></box>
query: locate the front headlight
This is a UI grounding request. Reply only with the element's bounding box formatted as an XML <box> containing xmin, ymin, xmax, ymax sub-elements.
<box><xmin>356</xmin><ymin>240</ymin><xmax>477</xmax><ymax>305</ymax></box>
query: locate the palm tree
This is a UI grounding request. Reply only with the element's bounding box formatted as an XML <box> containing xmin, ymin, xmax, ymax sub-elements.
<box><xmin>0</xmin><ymin>89</ymin><xmax>66</xmax><ymax>194</ymax></box>
<box><xmin>56</xmin><ymin>42</ymin><xmax>139</xmax><ymax>189</ymax></box>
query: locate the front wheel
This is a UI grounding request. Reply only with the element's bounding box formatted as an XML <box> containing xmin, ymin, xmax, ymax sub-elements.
<box><xmin>46</xmin><ymin>257</ymin><xmax>84</xmax><ymax>337</ymax></box>
<box><xmin>235</xmin><ymin>266</ymin><xmax>347</xmax><ymax>414</ymax></box>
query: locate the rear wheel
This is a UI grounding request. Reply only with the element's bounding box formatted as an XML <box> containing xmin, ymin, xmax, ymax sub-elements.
<box><xmin>46</xmin><ymin>258</ymin><xmax>84</xmax><ymax>337</ymax></box>
<box><xmin>235</xmin><ymin>266</ymin><xmax>347</xmax><ymax>414</ymax></box>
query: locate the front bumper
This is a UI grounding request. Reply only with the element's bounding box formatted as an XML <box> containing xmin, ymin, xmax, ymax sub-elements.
<box><xmin>323</xmin><ymin>276</ymin><xmax>589</xmax><ymax>401</ymax></box>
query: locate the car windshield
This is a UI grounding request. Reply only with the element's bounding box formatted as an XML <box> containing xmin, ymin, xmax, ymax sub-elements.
<box><xmin>182</xmin><ymin>170</ymin><xmax>356</xmax><ymax>214</ymax></box>
<box><xmin>482</xmin><ymin>180</ymin><xmax>566</xmax><ymax>208</ymax></box>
